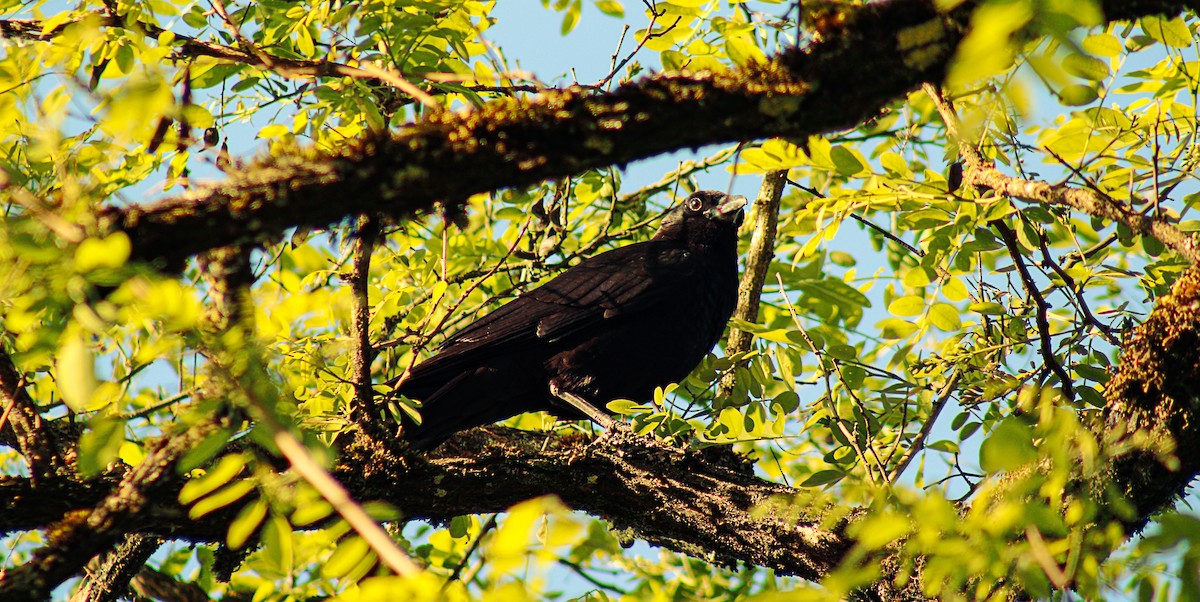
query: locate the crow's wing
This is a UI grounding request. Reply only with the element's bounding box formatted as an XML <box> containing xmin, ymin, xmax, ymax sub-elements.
<box><xmin>399</xmin><ymin>240</ymin><xmax>694</xmax><ymax>388</ymax></box>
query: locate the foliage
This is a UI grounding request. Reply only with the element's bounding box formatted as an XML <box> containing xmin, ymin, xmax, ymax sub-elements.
<box><xmin>3</xmin><ymin>0</ymin><xmax>1200</xmax><ymax>600</ymax></box>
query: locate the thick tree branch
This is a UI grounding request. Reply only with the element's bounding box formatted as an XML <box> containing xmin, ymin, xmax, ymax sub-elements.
<box><xmin>0</xmin><ymin>420</ymin><xmax>224</xmax><ymax>601</ymax></box>
<box><xmin>95</xmin><ymin>0</ymin><xmax>969</xmax><ymax>270</ymax></box>
<box><xmin>84</xmin><ymin>0</ymin><xmax>1194</xmax><ymax>272</ymax></box>
<box><xmin>1</xmin><ymin>429</ymin><xmax>851</xmax><ymax>581</ymax></box>
<box><xmin>69</xmin><ymin>535</ymin><xmax>163</xmax><ymax>602</ymax></box>
<box><xmin>1094</xmin><ymin>267</ymin><xmax>1200</xmax><ymax>532</ymax></box>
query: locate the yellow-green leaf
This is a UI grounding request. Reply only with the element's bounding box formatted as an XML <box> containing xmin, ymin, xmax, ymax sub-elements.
<box><xmin>888</xmin><ymin>295</ymin><xmax>925</xmax><ymax>317</ymax></box>
<box><xmin>77</xmin><ymin>417</ymin><xmax>125</xmax><ymax>477</ymax></box>
<box><xmin>227</xmin><ymin>497</ymin><xmax>268</xmax><ymax>549</ymax></box>
<box><xmin>56</xmin><ymin>334</ymin><xmax>97</xmax><ymax>412</ymax></box>
<box><xmin>928</xmin><ymin>303</ymin><xmax>962</xmax><ymax>331</ymax></box>
<box><xmin>75</xmin><ymin>233</ymin><xmax>132</xmax><ymax>273</ymax></box>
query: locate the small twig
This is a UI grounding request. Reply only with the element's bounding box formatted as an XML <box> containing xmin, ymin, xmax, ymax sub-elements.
<box><xmin>994</xmin><ymin>221</ymin><xmax>1075</xmax><ymax>401</ymax></box>
<box><xmin>786</xmin><ymin>179</ymin><xmax>925</xmax><ymax>259</ymax></box>
<box><xmin>557</xmin><ymin>558</ymin><xmax>630</xmax><ymax>595</ymax></box>
<box><xmin>209</xmin><ymin>0</ymin><xmax>275</xmax><ymax>68</ymax></box>
<box><xmin>1026</xmin><ymin>525</ymin><xmax>1071</xmax><ymax>590</ymax></box>
<box><xmin>596</xmin><ymin>5</ymin><xmax>678</xmax><ymax>89</ymax></box>
<box><xmin>442</xmin><ymin>514</ymin><xmax>497</xmax><ymax>587</ymax></box>
<box><xmin>1034</xmin><ymin>232</ymin><xmax>1119</xmax><ymax>345</ymax></box>
<box><xmin>0</xmin><ymin>172</ymin><xmax>85</xmax><ymax>243</ymax></box>
<box><xmin>117</xmin><ymin>389</ymin><xmax>195</xmax><ymax>420</ymax></box>
<box><xmin>775</xmin><ymin>273</ymin><xmax>885</xmax><ymax>484</ymax></box>
<box><xmin>887</xmin><ymin>371</ymin><xmax>960</xmax><ymax>483</ymax></box>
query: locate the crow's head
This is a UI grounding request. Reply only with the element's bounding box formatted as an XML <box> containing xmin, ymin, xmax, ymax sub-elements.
<box><xmin>654</xmin><ymin>190</ymin><xmax>747</xmax><ymax>248</ymax></box>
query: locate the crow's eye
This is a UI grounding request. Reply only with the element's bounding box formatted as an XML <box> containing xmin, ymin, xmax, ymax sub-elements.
<box><xmin>686</xmin><ymin>196</ymin><xmax>704</xmax><ymax>211</ymax></box>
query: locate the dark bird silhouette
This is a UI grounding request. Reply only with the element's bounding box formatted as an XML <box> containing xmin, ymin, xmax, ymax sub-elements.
<box><xmin>393</xmin><ymin>190</ymin><xmax>746</xmax><ymax>449</ymax></box>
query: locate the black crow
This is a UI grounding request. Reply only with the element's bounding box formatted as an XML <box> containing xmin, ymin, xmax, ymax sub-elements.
<box><xmin>392</xmin><ymin>190</ymin><xmax>746</xmax><ymax>449</ymax></box>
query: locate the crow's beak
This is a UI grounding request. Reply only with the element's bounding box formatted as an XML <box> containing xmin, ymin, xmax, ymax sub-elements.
<box><xmin>710</xmin><ymin>195</ymin><xmax>748</xmax><ymax>222</ymax></box>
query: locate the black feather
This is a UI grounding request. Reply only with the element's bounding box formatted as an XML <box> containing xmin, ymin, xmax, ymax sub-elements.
<box><xmin>392</xmin><ymin>190</ymin><xmax>746</xmax><ymax>449</ymax></box>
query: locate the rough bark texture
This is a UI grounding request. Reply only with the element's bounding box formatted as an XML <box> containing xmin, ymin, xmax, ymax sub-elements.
<box><xmin>725</xmin><ymin>170</ymin><xmax>787</xmax><ymax>356</ymax></box>
<box><xmin>1095</xmin><ymin>269</ymin><xmax>1200</xmax><ymax>531</ymax></box>
<box><xmin>69</xmin><ymin>535</ymin><xmax>163</xmax><ymax>602</ymax></box>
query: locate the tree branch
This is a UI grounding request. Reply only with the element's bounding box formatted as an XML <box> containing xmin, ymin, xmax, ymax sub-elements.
<box><xmin>1</xmin><ymin>429</ymin><xmax>851</xmax><ymax>581</ymax></box>
<box><xmin>726</xmin><ymin>170</ymin><xmax>787</xmax><ymax>356</ymax></box>
<box><xmin>0</xmin><ymin>420</ymin><xmax>224</xmax><ymax>601</ymax></box>
<box><xmin>0</xmin><ymin>344</ymin><xmax>73</xmax><ymax>482</ymax></box>
<box><xmin>69</xmin><ymin>535</ymin><xmax>163</xmax><ymax>602</ymax></box>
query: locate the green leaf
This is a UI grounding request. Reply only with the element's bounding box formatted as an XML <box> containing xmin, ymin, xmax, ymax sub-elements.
<box><xmin>826</xmin><ymin>344</ymin><xmax>857</xmax><ymax>361</ymax></box>
<box><xmin>1063</xmin><ymin>53</ymin><xmax>1109</xmax><ymax>81</ymax></box>
<box><xmin>717</xmin><ymin>407</ymin><xmax>744</xmax><ymax>437</ymax></box>
<box><xmin>77</xmin><ymin>417</ymin><xmax>125</xmax><ymax>477</ymax></box>
<box><xmin>927</xmin><ymin>303</ymin><xmax>962</xmax><ymax>331</ymax></box>
<box><xmin>829</xmin><ymin>145</ymin><xmax>865</xmax><ymax>176</ymax></box>
<box><xmin>560</xmin><ymin>0</ymin><xmax>581</xmax><ymax>34</ymax></box>
<box><xmin>292</xmin><ymin>499</ymin><xmax>334</xmax><ymax>526</ymax></box>
<box><xmin>1082</xmin><ymin>32</ymin><xmax>1122</xmax><ymax>57</ymax></box>
<box><xmin>725</xmin><ymin>37</ymin><xmax>766</xmax><ymax>67</ymax></box>
<box><xmin>180</xmin><ymin>452</ymin><xmax>249</xmax><ymax>504</ymax></box>
<box><xmin>258</xmin><ymin>124</ymin><xmax>289</xmax><ymax>139</ymax></box>
<box><xmin>56</xmin><ymin>334</ymin><xmax>97</xmax><ymax>412</ymax></box>
<box><xmin>854</xmin><ymin>511</ymin><xmax>910</xmax><ymax>550</ymax></box>
<box><xmin>323</xmin><ymin>536</ymin><xmax>372</xmax><ymax>579</ymax></box>
<box><xmin>178</xmin><ymin>429</ymin><xmax>234</xmax><ymax>473</ymax></box>
<box><xmin>188</xmin><ymin>479</ymin><xmax>257</xmax><ymax>519</ymax></box>
<box><xmin>800</xmin><ymin>470</ymin><xmax>844</xmax><ymax>487</ymax></box>
<box><xmin>607</xmin><ymin>399</ymin><xmax>650</xmax><ymax>415</ymax></box>
<box><xmin>979</xmin><ymin>418</ymin><xmax>1037</xmax><ymax>472</ymax></box>
<box><xmin>928</xmin><ymin>440</ymin><xmax>959</xmax><ymax>453</ymax></box>
<box><xmin>1077</xmin><ymin>385</ymin><xmax>1106</xmax><ymax>408</ymax></box>
<box><xmin>1059</xmin><ymin>84</ymin><xmax>1099</xmax><ymax>106</ymax></box>
<box><xmin>1074</xmin><ymin>364</ymin><xmax>1110</xmax><ymax>383</ymax></box>
<box><xmin>75</xmin><ymin>233</ymin><xmax>132</xmax><ymax>273</ymax></box>
<box><xmin>878</xmin><ymin>318</ymin><xmax>918</xmax><ymax>339</ymax></box>
<box><xmin>227</xmin><ymin>498</ymin><xmax>268</xmax><ymax>549</ymax></box>
<box><xmin>969</xmin><ymin>302</ymin><xmax>1006</xmax><ymax>315</ymax></box>
<box><xmin>888</xmin><ymin>295</ymin><xmax>925</xmax><ymax>317</ymax></box>
<box><xmin>594</xmin><ymin>1</ymin><xmax>624</xmax><ymax>17</ymax></box>
<box><xmin>1141</xmin><ymin>15</ymin><xmax>1192</xmax><ymax>48</ymax></box>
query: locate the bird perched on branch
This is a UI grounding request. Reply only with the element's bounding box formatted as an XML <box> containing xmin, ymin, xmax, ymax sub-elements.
<box><xmin>393</xmin><ymin>190</ymin><xmax>747</xmax><ymax>449</ymax></box>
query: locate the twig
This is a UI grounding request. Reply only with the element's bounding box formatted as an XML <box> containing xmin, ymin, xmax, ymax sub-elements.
<box><xmin>922</xmin><ymin>83</ymin><xmax>1200</xmax><ymax>264</ymax></box>
<box><xmin>1034</xmin><ymin>232</ymin><xmax>1119</xmax><ymax>345</ymax></box>
<box><xmin>442</xmin><ymin>514</ymin><xmax>497</xmax><ymax>587</ymax></box>
<box><xmin>994</xmin><ymin>221</ymin><xmax>1076</xmax><ymax>401</ymax></box>
<box><xmin>887</xmin><ymin>371</ymin><xmax>960</xmax><ymax>483</ymax></box>
<box><xmin>0</xmin><ymin>172</ymin><xmax>85</xmax><ymax>243</ymax></box>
